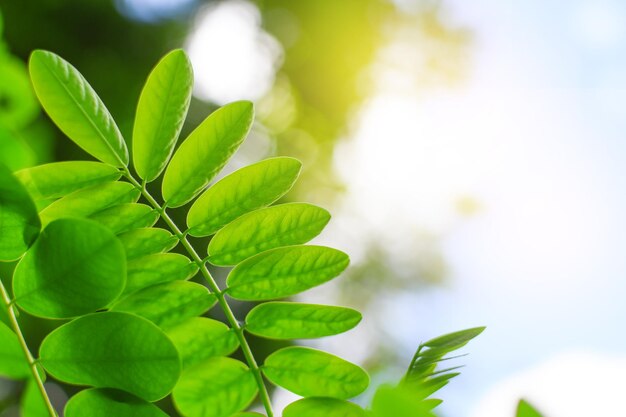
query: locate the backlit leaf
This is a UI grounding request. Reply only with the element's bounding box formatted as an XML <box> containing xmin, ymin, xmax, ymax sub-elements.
<box><xmin>13</xmin><ymin>218</ymin><xmax>126</xmax><ymax>319</ymax></box>
<box><xmin>15</xmin><ymin>161</ymin><xmax>121</xmax><ymax>200</ymax></box>
<box><xmin>517</xmin><ymin>399</ymin><xmax>544</xmax><ymax>417</ymax></box>
<box><xmin>187</xmin><ymin>157</ymin><xmax>302</xmax><ymax>237</ymax></box>
<box><xmin>133</xmin><ymin>49</ymin><xmax>193</xmax><ymax>182</ymax></box>
<box><xmin>111</xmin><ymin>281</ymin><xmax>216</xmax><ymax>329</ymax></box>
<box><xmin>162</xmin><ymin>101</ymin><xmax>253</xmax><ymax>207</ymax></box>
<box><xmin>89</xmin><ymin>203</ymin><xmax>158</xmax><ymax>234</ymax></box>
<box><xmin>65</xmin><ymin>388</ymin><xmax>168</xmax><ymax>417</ymax></box>
<box><xmin>0</xmin><ymin>321</ymin><xmax>30</xmax><ymax>379</ymax></box>
<box><xmin>173</xmin><ymin>357</ymin><xmax>257</xmax><ymax>417</ymax></box>
<box><xmin>124</xmin><ymin>253</ymin><xmax>198</xmax><ymax>295</ymax></box>
<box><xmin>245</xmin><ymin>302</ymin><xmax>361</xmax><ymax>339</ymax></box>
<box><xmin>39</xmin><ymin>312</ymin><xmax>180</xmax><ymax>401</ymax></box>
<box><xmin>227</xmin><ymin>246</ymin><xmax>349</xmax><ymax>301</ymax></box>
<box><xmin>0</xmin><ymin>163</ymin><xmax>40</xmax><ymax>261</ymax></box>
<box><xmin>166</xmin><ymin>317</ymin><xmax>239</xmax><ymax>369</ymax></box>
<box><xmin>370</xmin><ymin>384</ymin><xmax>435</xmax><ymax>417</ymax></box>
<box><xmin>29</xmin><ymin>50</ymin><xmax>128</xmax><ymax>167</ymax></box>
<box><xmin>118</xmin><ymin>228</ymin><xmax>178</xmax><ymax>259</ymax></box>
<box><xmin>262</xmin><ymin>347</ymin><xmax>369</xmax><ymax>399</ymax></box>
<box><xmin>283</xmin><ymin>398</ymin><xmax>365</xmax><ymax>417</ymax></box>
<box><xmin>208</xmin><ymin>203</ymin><xmax>330</xmax><ymax>266</ymax></box>
<box><xmin>422</xmin><ymin>327</ymin><xmax>485</xmax><ymax>352</ymax></box>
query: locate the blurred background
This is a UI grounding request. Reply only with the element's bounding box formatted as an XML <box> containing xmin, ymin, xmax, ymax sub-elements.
<box><xmin>1</xmin><ymin>0</ymin><xmax>626</xmax><ymax>416</ymax></box>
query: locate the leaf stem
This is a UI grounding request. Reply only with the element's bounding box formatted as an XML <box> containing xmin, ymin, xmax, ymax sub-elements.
<box><xmin>0</xmin><ymin>279</ymin><xmax>57</xmax><ymax>417</ymax></box>
<box><xmin>123</xmin><ymin>172</ymin><xmax>274</xmax><ymax>417</ymax></box>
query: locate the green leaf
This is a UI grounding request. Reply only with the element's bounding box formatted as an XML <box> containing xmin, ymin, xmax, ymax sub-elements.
<box><xmin>39</xmin><ymin>312</ymin><xmax>180</xmax><ymax>401</ymax></box>
<box><xmin>89</xmin><ymin>203</ymin><xmax>158</xmax><ymax>234</ymax></box>
<box><xmin>65</xmin><ymin>388</ymin><xmax>168</xmax><ymax>417</ymax></box>
<box><xmin>166</xmin><ymin>317</ymin><xmax>239</xmax><ymax>369</ymax></box>
<box><xmin>208</xmin><ymin>203</ymin><xmax>331</xmax><ymax>266</ymax></box>
<box><xmin>133</xmin><ymin>49</ymin><xmax>193</xmax><ymax>182</ymax></box>
<box><xmin>262</xmin><ymin>347</ymin><xmax>369</xmax><ymax>399</ymax></box>
<box><xmin>0</xmin><ymin>163</ymin><xmax>40</xmax><ymax>261</ymax></box>
<box><xmin>283</xmin><ymin>398</ymin><xmax>365</xmax><ymax>417</ymax></box>
<box><xmin>20</xmin><ymin>379</ymin><xmax>50</xmax><ymax>417</ymax></box>
<box><xmin>29</xmin><ymin>50</ymin><xmax>128</xmax><ymax>167</ymax></box>
<box><xmin>13</xmin><ymin>218</ymin><xmax>126</xmax><ymax>319</ymax></box>
<box><xmin>15</xmin><ymin>161</ymin><xmax>121</xmax><ymax>200</ymax></box>
<box><xmin>517</xmin><ymin>399</ymin><xmax>544</xmax><ymax>417</ymax></box>
<box><xmin>0</xmin><ymin>321</ymin><xmax>30</xmax><ymax>379</ymax></box>
<box><xmin>370</xmin><ymin>384</ymin><xmax>435</xmax><ymax>417</ymax></box>
<box><xmin>245</xmin><ymin>302</ymin><xmax>361</xmax><ymax>339</ymax></box>
<box><xmin>422</xmin><ymin>327</ymin><xmax>485</xmax><ymax>352</ymax></box>
<box><xmin>162</xmin><ymin>101</ymin><xmax>254</xmax><ymax>207</ymax></box>
<box><xmin>39</xmin><ymin>181</ymin><xmax>140</xmax><ymax>226</ymax></box>
<box><xmin>187</xmin><ymin>157</ymin><xmax>302</xmax><ymax>237</ymax></box>
<box><xmin>227</xmin><ymin>245</ymin><xmax>349</xmax><ymax>301</ymax></box>
<box><xmin>172</xmin><ymin>357</ymin><xmax>257</xmax><ymax>417</ymax></box>
<box><xmin>118</xmin><ymin>228</ymin><xmax>178</xmax><ymax>260</ymax></box>
<box><xmin>124</xmin><ymin>253</ymin><xmax>198</xmax><ymax>295</ymax></box>
<box><xmin>111</xmin><ymin>281</ymin><xmax>216</xmax><ymax>329</ymax></box>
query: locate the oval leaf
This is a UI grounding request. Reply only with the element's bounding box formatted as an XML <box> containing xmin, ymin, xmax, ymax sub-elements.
<box><xmin>65</xmin><ymin>388</ymin><xmax>168</xmax><ymax>417</ymax></box>
<box><xmin>133</xmin><ymin>49</ymin><xmax>193</xmax><ymax>182</ymax></box>
<box><xmin>29</xmin><ymin>50</ymin><xmax>128</xmax><ymax>166</ymax></box>
<box><xmin>262</xmin><ymin>347</ymin><xmax>369</xmax><ymax>399</ymax></box>
<box><xmin>39</xmin><ymin>312</ymin><xmax>180</xmax><ymax>401</ymax></box>
<box><xmin>13</xmin><ymin>218</ymin><xmax>126</xmax><ymax>318</ymax></box>
<box><xmin>118</xmin><ymin>227</ymin><xmax>178</xmax><ymax>260</ymax></box>
<box><xmin>15</xmin><ymin>161</ymin><xmax>121</xmax><ymax>200</ymax></box>
<box><xmin>39</xmin><ymin>181</ymin><xmax>140</xmax><ymax>226</ymax></box>
<box><xmin>245</xmin><ymin>302</ymin><xmax>361</xmax><ymax>339</ymax></box>
<box><xmin>0</xmin><ymin>321</ymin><xmax>30</xmax><ymax>379</ymax></box>
<box><xmin>162</xmin><ymin>101</ymin><xmax>254</xmax><ymax>207</ymax></box>
<box><xmin>0</xmin><ymin>163</ymin><xmax>40</xmax><ymax>261</ymax></box>
<box><xmin>173</xmin><ymin>357</ymin><xmax>257</xmax><ymax>417</ymax></box>
<box><xmin>283</xmin><ymin>398</ymin><xmax>365</xmax><ymax>417</ymax></box>
<box><xmin>208</xmin><ymin>203</ymin><xmax>330</xmax><ymax>266</ymax></box>
<box><xmin>187</xmin><ymin>157</ymin><xmax>302</xmax><ymax>237</ymax></box>
<box><xmin>111</xmin><ymin>281</ymin><xmax>216</xmax><ymax>329</ymax></box>
<box><xmin>226</xmin><ymin>246</ymin><xmax>349</xmax><ymax>301</ymax></box>
<box><xmin>166</xmin><ymin>317</ymin><xmax>239</xmax><ymax>369</ymax></box>
<box><xmin>124</xmin><ymin>253</ymin><xmax>198</xmax><ymax>295</ymax></box>
<box><xmin>89</xmin><ymin>203</ymin><xmax>158</xmax><ymax>234</ymax></box>
<box><xmin>20</xmin><ymin>379</ymin><xmax>49</xmax><ymax>417</ymax></box>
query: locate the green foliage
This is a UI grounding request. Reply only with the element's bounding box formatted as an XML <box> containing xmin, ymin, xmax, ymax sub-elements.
<box><xmin>0</xmin><ymin>321</ymin><xmax>30</xmax><ymax>379</ymax></box>
<box><xmin>65</xmin><ymin>388</ymin><xmax>168</xmax><ymax>417</ymax></box>
<box><xmin>283</xmin><ymin>398</ymin><xmax>366</xmax><ymax>417</ymax></box>
<box><xmin>517</xmin><ymin>399</ymin><xmax>544</xmax><ymax>417</ymax></box>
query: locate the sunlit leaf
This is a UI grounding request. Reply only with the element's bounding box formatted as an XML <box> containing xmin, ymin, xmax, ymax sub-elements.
<box><xmin>166</xmin><ymin>317</ymin><xmax>239</xmax><ymax>369</ymax></box>
<box><xmin>65</xmin><ymin>388</ymin><xmax>168</xmax><ymax>417</ymax></box>
<box><xmin>209</xmin><ymin>203</ymin><xmax>330</xmax><ymax>266</ymax></box>
<box><xmin>15</xmin><ymin>161</ymin><xmax>121</xmax><ymax>200</ymax></box>
<box><xmin>283</xmin><ymin>398</ymin><xmax>365</xmax><ymax>417</ymax></box>
<box><xmin>422</xmin><ymin>327</ymin><xmax>485</xmax><ymax>352</ymax></box>
<box><xmin>29</xmin><ymin>50</ymin><xmax>128</xmax><ymax>167</ymax></box>
<box><xmin>111</xmin><ymin>281</ymin><xmax>216</xmax><ymax>329</ymax></box>
<box><xmin>187</xmin><ymin>157</ymin><xmax>302</xmax><ymax>237</ymax></box>
<box><xmin>517</xmin><ymin>399</ymin><xmax>544</xmax><ymax>417</ymax></box>
<box><xmin>39</xmin><ymin>312</ymin><xmax>180</xmax><ymax>401</ymax></box>
<box><xmin>370</xmin><ymin>384</ymin><xmax>435</xmax><ymax>417</ymax></box>
<box><xmin>89</xmin><ymin>203</ymin><xmax>158</xmax><ymax>234</ymax></box>
<box><xmin>117</xmin><ymin>228</ymin><xmax>178</xmax><ymax>260</ymax></box>
<box><xmin>124</xmin><ymin>253</ymin><xmax>198</xmax><ymax>295</ymax></box>
<box><xmin>262</xmin><ymin>347</ymin><xmax>369</xmax><ymax>399</ymax></box>
<box><xmin>0</xmin><ymin>321</ymin><xmax>30</xmax><ymax>379</ymax></box>
<box><xmin>13</xmin><ymin>218</ymin><xmax>126</xmax><ymax>319</ymax></box>
<box><xmin>227</xmin><ymin>245</ymin><xmax>349</xmax><ymax>301</ymax></box>
<box><xmin>162</xmin><ymin>101</ymin><xmax>253</xmax><ymax>207</ymax></box>
<box><xmin>39</xmin><ymin>181</ymin><xmax>140</xmax><ymax>226</ymax></box>
<box><xmin>0</xmin><ymin>163</ymin><xmax>40</xmax><ymax>261</ymax></box>
<box><xmin>173</xmin><ymin>357</ymin><xmax>257</xmax><ymax>417</ymax></box>
<box><xmin>133</xmin><ymin>49</ymin><xmax>193</xmax><ymax>182</ymax></box>
<box><xmin>245</xmin><ymin>302</ymin><xmax>361</xmax><ymax>339</ymax></box>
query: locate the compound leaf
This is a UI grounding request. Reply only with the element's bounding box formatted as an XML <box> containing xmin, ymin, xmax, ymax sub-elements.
<box><xmin>124</xmin><ymin>253</ymin><xmax>198</xmax><ymax>295</ymax></box>
<box><xmin>39</xmin><ymin>312</ymin><xmax>180</xmax><ymax>402</ymax></box>
<box><xmin>208</xmin><ymin>203</ymin><xmax>330</xmax><ymax>266</ymax></box>
<box><xmin>227</xmin><ymin>246</ymin><xmax>349</xmax><ymax>301</ymax></box>
<box><xmin>262</xmin><ymin>347</ymin><xmax>369</xmax><ymax>399</ymax></box>
<box><xmin>133</xmin><ymin>49</ymin><xmax>193</xmax><ymax>182</ymax></box>
<box><xmin>15</xmin><ymin>161</ymin><xmax>121</xmax><ymax>200</ymax></box>
<box><xmin>162</xmin><ymin>101</ymin><xmax>253</xmax><ymax>207</ymax></box>
<box><xmin>245</xmin><ymin>302</ymin><xmax>361</xmax><ymax>339</ymax></box>
<box><xmin>65</xmin><ymin>388</ymin><xmax>168</xmax><ymax>417</ymax></box>
<box><xmin>29</xmin><ymin>50</ymin><xmax>128</xmax><ymax>167</ymax></box>
<box><xmin>13</xmin><ymin>218</ymin><xmax>126</xmax><ymax>319</ymax></box>
<box><xmin>0</xmin><ymin>321</ymin><xmax>30</xmax><ymax>379</ymax></box>
<box><xmin>89</xmin><ymin>203</ymin><xmax>158</xmax><ymax>234</ymax></box>
<box><xmin>117</xmin><ymin>228</ymin><xmax>178</xmax><ymax>259</ymax></box>
<box><xmin>0</xmin><ymin>163</ymin><xmax>40</xmax><ymax>261</ymax></box>
<box><xmin>283</xmin><ymin>398</ymin><xmax>365</xmax><ymax>417</ymax></box>
<box><xmin>173</xmin><ymin>357</ymin><xmax>257</xmax><ymax>417</ymax></box>
<box><xmin>166</xmin><ymin>317</ymin><xmax>239</xmax><ymax>369</ymax></box>
<box><xmin>187</xmin><ymin>157</ymin><xmax>302</xmax><ymax>237</ymax></box>
<box><xmin>111</xmin><ymin>281</ymin><xmax>216</xmax><ymax>329</ymax></box>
